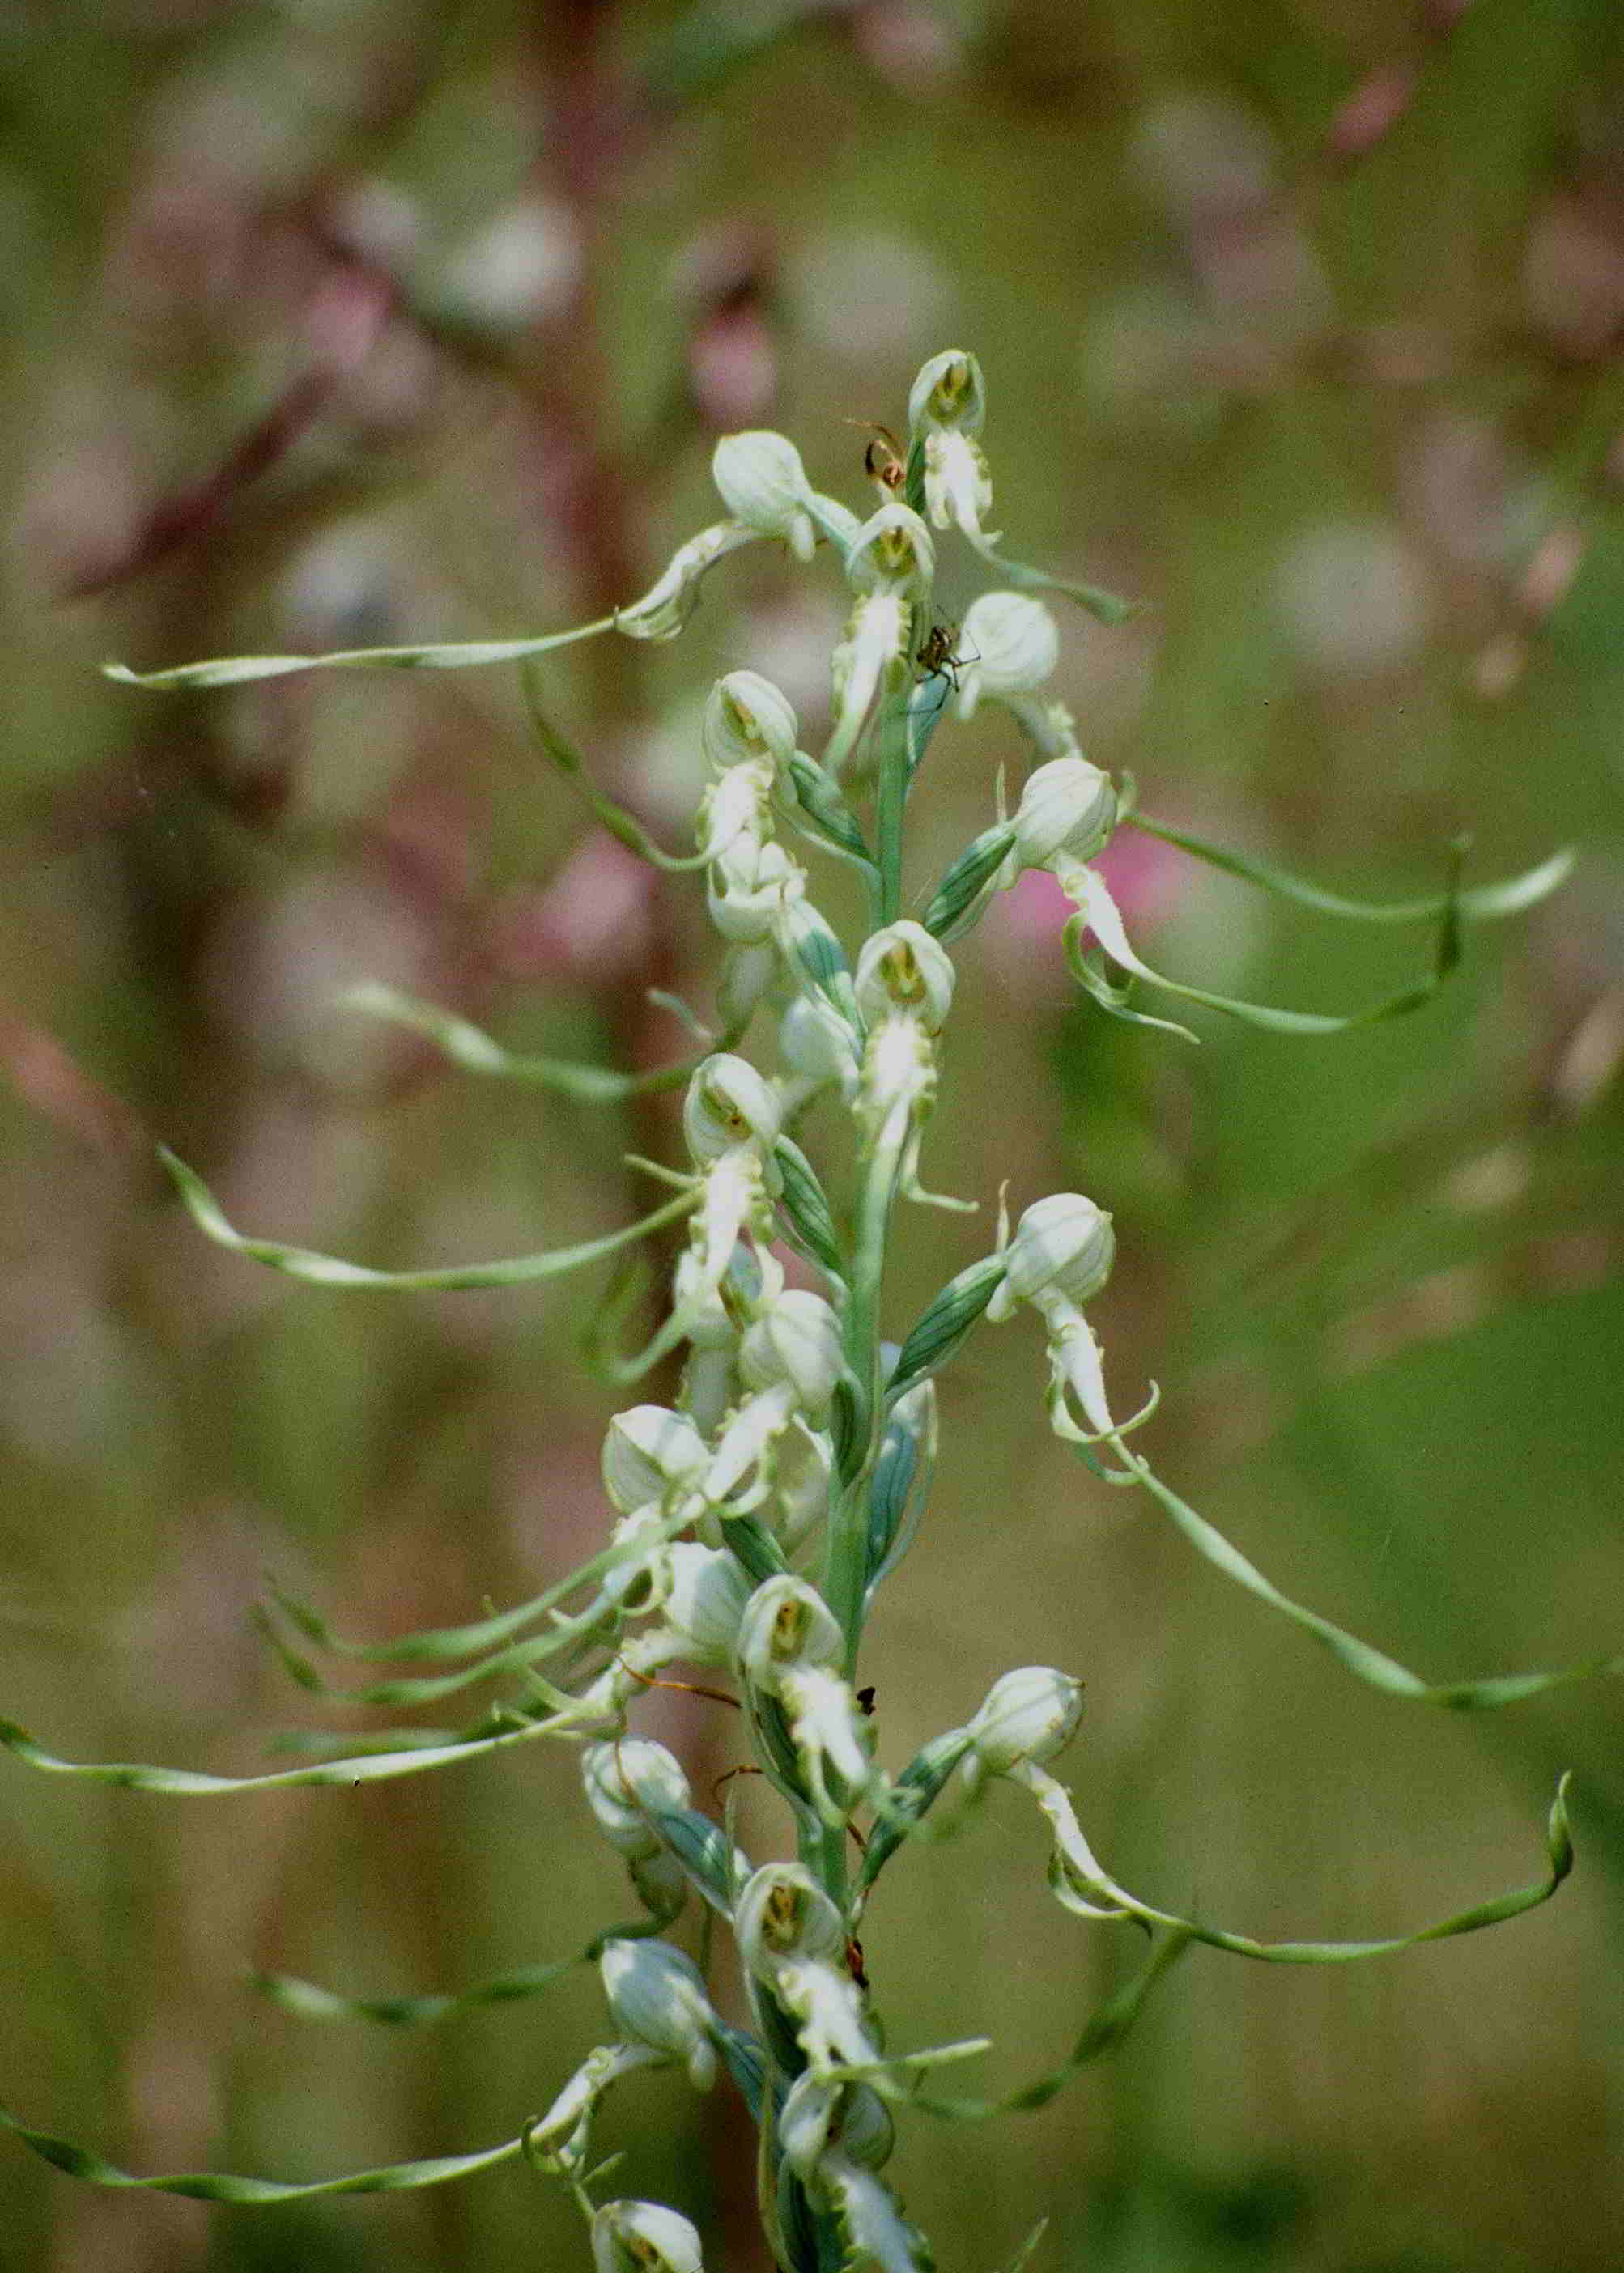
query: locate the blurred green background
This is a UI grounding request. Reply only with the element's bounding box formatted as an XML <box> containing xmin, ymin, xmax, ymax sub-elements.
<box><xmin>2</xmin><ymin>2</ymin><xmax>1622</xmax><ymax>2268</ymax></box>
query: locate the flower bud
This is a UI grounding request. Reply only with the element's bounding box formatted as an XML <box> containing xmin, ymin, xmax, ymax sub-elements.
<box><xmin>1009</xmin><ymin>756</ymin><xmax>1118</xmax><ymax>874</ymax></box>
<box><xmin>733</xmin><ymin>1860</ymin><xmax>845</xmax><ymax>1978</ymax></box>
<box><xmin>778</xmin><ymin>992</ymin><xmax>861</xmax><ymax>1096</ymax></box>
<box><xmin>738</xmin><ymin>1289</ymin><xmax>844</xmax><ymax>1415</ymax></box>
<box><xmin>582</xmin><ymin>1738</ymin><xmax>693</xmax><ymax>1857</ymax></box>
<box><xmin>988</xmin><ymin>1192</ymin><xmax>1114</xmax><ymax>1320</ymax></box>
<box><xmin>853</xmin><ymin>920</ymin><xmax>956</xmax><ymax>1035</ymax></box>
<box><xmin>964</xmin><ymin>1666</ymin><xmax>1083</xmax><ymax>1777</ymax></box>
<box><xmin>661</xmin><ymin>1543</ymin><xmax>754</xmax><ymax>1663</ymax></box>
<box><xmin>736</xmin><ymin>1574</ymin><xmax>843</xmax><ymax>1689</ymax></box>
<box><xmin>908</xmin><ymin>348</ymin><xmax>988</xmax><ymax>435</ymax></box>
<box><xmin>602</xmin><ymin>1404</ymin><xmax>710</xmax><ymax>1515</ymax></box>
<box><xmin>592</xmin><ymin>2198</ymin><xmax>706</xmax><ymax>2273</ymax></box>
<box><xmin>702</xmin><ymin>669</ymin><xmax>798</xmax><ymax>772</ymax></box>
<box><xmin>600</xmin><ymin>1938</ymin><xmax>718</xmax><ymax>2090</ymax></box>
<box><xmin>683</xmin><ymin>1053</ymin><xmax>783</xmax><ymax>1165</ymax></box>
<box><xmin>706</xmin><ymin>836</ymin><xmax>801</xmax><ymax>945</ymax></box>
<box><xmin>712</xmin><ymin>431</ymin><xmax>819</xmax><ymax>562</ymax></box>
<box><xmin>955</xmin><ymin>593</ymin><xmax>1060</xmax><ymax>718</ymax></box>
<box><xmin>845</xmin><ymin>503</ymin><xmax>935</xmax><ymax>600</ymax></box>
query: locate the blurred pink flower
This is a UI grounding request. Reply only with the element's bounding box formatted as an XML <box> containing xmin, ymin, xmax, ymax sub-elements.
<box><xmin>487</xmin><ymin>831</ymin><xmax>659</xmax><ymax>986</ymax></box>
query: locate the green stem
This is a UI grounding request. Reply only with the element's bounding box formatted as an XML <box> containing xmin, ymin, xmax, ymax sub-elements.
<box><xmin>873</xmin><ymin>677</ymin><xmax>913</xmax><ymax>926</ymax></box>
<box><xmin>823</xmin><ymin>1117</ymin><xmax>902</xmax><ymax>1673</ymax></box>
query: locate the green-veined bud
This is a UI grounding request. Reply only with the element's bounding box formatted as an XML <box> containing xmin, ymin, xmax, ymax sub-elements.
<box><xmin>886</xmin><ymin>1254</ymin><xmax>1005</xmax><ymax>1399</ymax></box>
<box><xmin>616</xmin><ymin>521</ymin><xmax>758</xmax><ymax>642</ymax></box>
<box><xmin>684</xmin><ymin>1052</ymin><xmax>783</xmax><ymax>1165</ymax></box>
<box><xmin>908</xmin><ymin>348</ymin><xmax>988</xmax><ymax>435</ymax></box>
<box><xmin>582</xmin><ymin>1738</ymin><xmax>693</xmax><ymax>1857</ymax></box>
<box><xmin>964</xmin><ymin>1666</ymin><xmax>1083</xmax><ymax>1779</ymax></box>
<box><xmin>1009</xmin><ymin>754</ymin><xmax>1118</xmax><ymax>873</ymax></box>
<box><xmin>733</xmin><ymin>1860</ymin><xmax>846</xmax><ymax>1978</ymax></box>
<box><xmin>703</xmin><ymin>669</ymin><xmax>798</xmax><ymax>771</ymax></box>
<box><xmin>772</xmin><ymin>1132</ymin><xmax>848</xmax><ymax>1276</ymax></box>
<box><xmin>774</xmin><ymin>896</ymin><xmax>855</xmax><ymax>1015</ymax></box>
<box><xmin>712</xmin><ymin>431</ymin><xmax>820</xmax><ymax>563</ymax></box>
<box><xmin>602</xmin><ymin>1404</ymin><xmax>710</xmax><ymax>1515</ymax></box>
<box><xmin>660</xmin><ymin>1543</ymin><xmax>754</xmax><ymax>1662</ymax></box>
<box><xmin>845</xmin><ymin>503</ymin><xmax>935</xmax><ymax>600</ymax></box>
<box><xmin>737</xmin><ymin>1574</ymin><xmax>843</xmax><ymax>1689</ymax></box>
<box><xmin>739</xmin><ymin>1289</ymin><xmax>844</xmax><ymax>1416</ymax></box>
<box><xmin>920</xmin><ymin>822</ymin><xmax>1018</xmax><ymax>944</ymax></box>
<box><xmin>592</xmin><ymin>2198</ymin><xmax>706</xmax><ymax>2273</ymax></box>
<box><xmin>986</xmin><ymin>1192</ymin><xmax>1115</xmax><ymax>1321</ymax></box>
<box><xmin>922</xmin><ymin>428</ymin><xmax>995</xmax><ymax>542</ymax></box>
<box><xmin>956</xmin><ymin>593</ymin><xmax>1060</xmax><ymax>718</ymax></box>
<box><xmin>599</xmin><ymin>1938</ymin><xmax>719</xmax><ymax>2090</ymax></box>
<box><xmin>853</xmin><ymin>920</ymin><xmax>956</xmax><ymax>1035</ymax></box>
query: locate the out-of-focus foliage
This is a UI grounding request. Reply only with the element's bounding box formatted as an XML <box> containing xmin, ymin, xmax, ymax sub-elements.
<box><xmin>1</xmin><ymin>3</ymin><xmax>1621</xmax><ymax>2270</ymax></box>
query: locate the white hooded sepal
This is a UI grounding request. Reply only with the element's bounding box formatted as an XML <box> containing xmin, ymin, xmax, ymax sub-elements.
<box><xmin>984</xmin><ymin>1192</ymin><xmax>1114</xmax><ymax>1323</ymax></box>
<box><xmin>599</xmin><ymin>1938</ymin><xmax>720</xmax><ymax>2091</ymax></box>
<box><xmin>907</xmin><ymin>348</ymin><xmax>988</xmax><ymax>437</ymax></box>
<box><xmin>581</xmin><ymin>1737</ymin><xmax>693</xmax><ymax>1859</ymax></box>
<box><xmin>735</xmin><ymin>1574</ymin><xmax>844</xmax><ymax>1690</ymax></box>
<box><xmin>591</xmin><ymin>2197</ymin><xmax>707</xmax><ymax>2273</ymax></box>
<box><xmin>844</xmin><ymin>503</ymin><xmax>936</xmax><ymax>600</ymax></box>
<box><xmin>962</xmin><ymin>1666</ymin><xmax>1083</xmax><ymax>1791</ymax></box>
<box><xmin>602</xmin><ymin>1404</ymin><xmax>711</xmax><ymax>1518</ymax></box>
<box><xmin>1006</xmin><ymin>755</ymin><xmax>1118</xmax><ymax>878</ymax></box>
<box><xmin>702</xmin><ymin>669</ymin><xmax>799</xmax><ymax>771</ymax></box>
<box><xmin>852</xmin><ymin>920</ymin><xmax>956</xmax><ymax>1037</ymax></box>
<box><xmin>738</xmin><ymin>1288</ymin><xmax>844</xmax><ymax>1421</ymax></box>
<box><xmin>712</xmin><ymin>431</ymin><xmax>822</xmax><ymax>562</ymax></box>
<box><xmin>954</xmin><ymin>593</ymin><xmax>1060</xmax><ymax>719</ymax></box>
<box><xmin>683</xmin><ymin>1052</ymin><xmax>784</xmax><ymax>1167</ymax></box>
<box><xmin>733</xmin><ymin>1860</ymin><xmax>846</xmax><ymax>1979</ymax></box>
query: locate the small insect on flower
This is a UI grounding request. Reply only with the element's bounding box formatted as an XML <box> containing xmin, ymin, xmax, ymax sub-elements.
<box><xmin>916</xmin><ymin>618</ymin><xmax>967</xmax><ymax>690</ymax></box>
<box><xmin>844</xmin><ymin>418</ymin><xmax>907</xmax><ymax>497</ymax></box>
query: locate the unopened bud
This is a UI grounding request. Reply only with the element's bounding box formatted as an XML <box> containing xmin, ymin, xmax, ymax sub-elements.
<box><xmin>661</xmin><ymin>1543</ymin><xmax>753</xmax><ymax>1663</ymax></box>
<box><xmin>702</xmin><ymin>669</ymin><xmax>798</xmax><ymax>771</ymax></box>
<box><xmin>956</xmin><ymin>593</ymin><xmax>1060</xmax><ymax>717</ymax></box>
<box><xmin>602</xmin><ymin>1404</ymin><xmax>709</xmax><ymax>1515</ymax></box>
<box><xmin>988</xmin><ymin>1192</ymin><xmax>1114</xmax><ymax>1320</ymax></box>
<box><xmin>1009</xmin><ymin>756</ymin><xmax>1118</xmax><ymax>873</ymax></box>
<box><xmin>582</xmin><ymin>1738</ymin><xmax>693</xmax><ymax>1857</ymax></box>
<box><xmin>739</xmin><ymin>1289</ymin><xmax>844</xmax><ymax>1414</ymax></box>
<box><xmin>600</xmin><ymin>1939</ymin><xmax>718</xmax><ymax>2090</ymax></box>
<box><xmin>964</xmin><ymin>1666</ymin><xmax>1083</xmax><ymax>1777</ymax></box>
<box><xmin>712</xmin><ymin>431</ymin><xmax>819</xmax><ymax>562</ymax></box>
